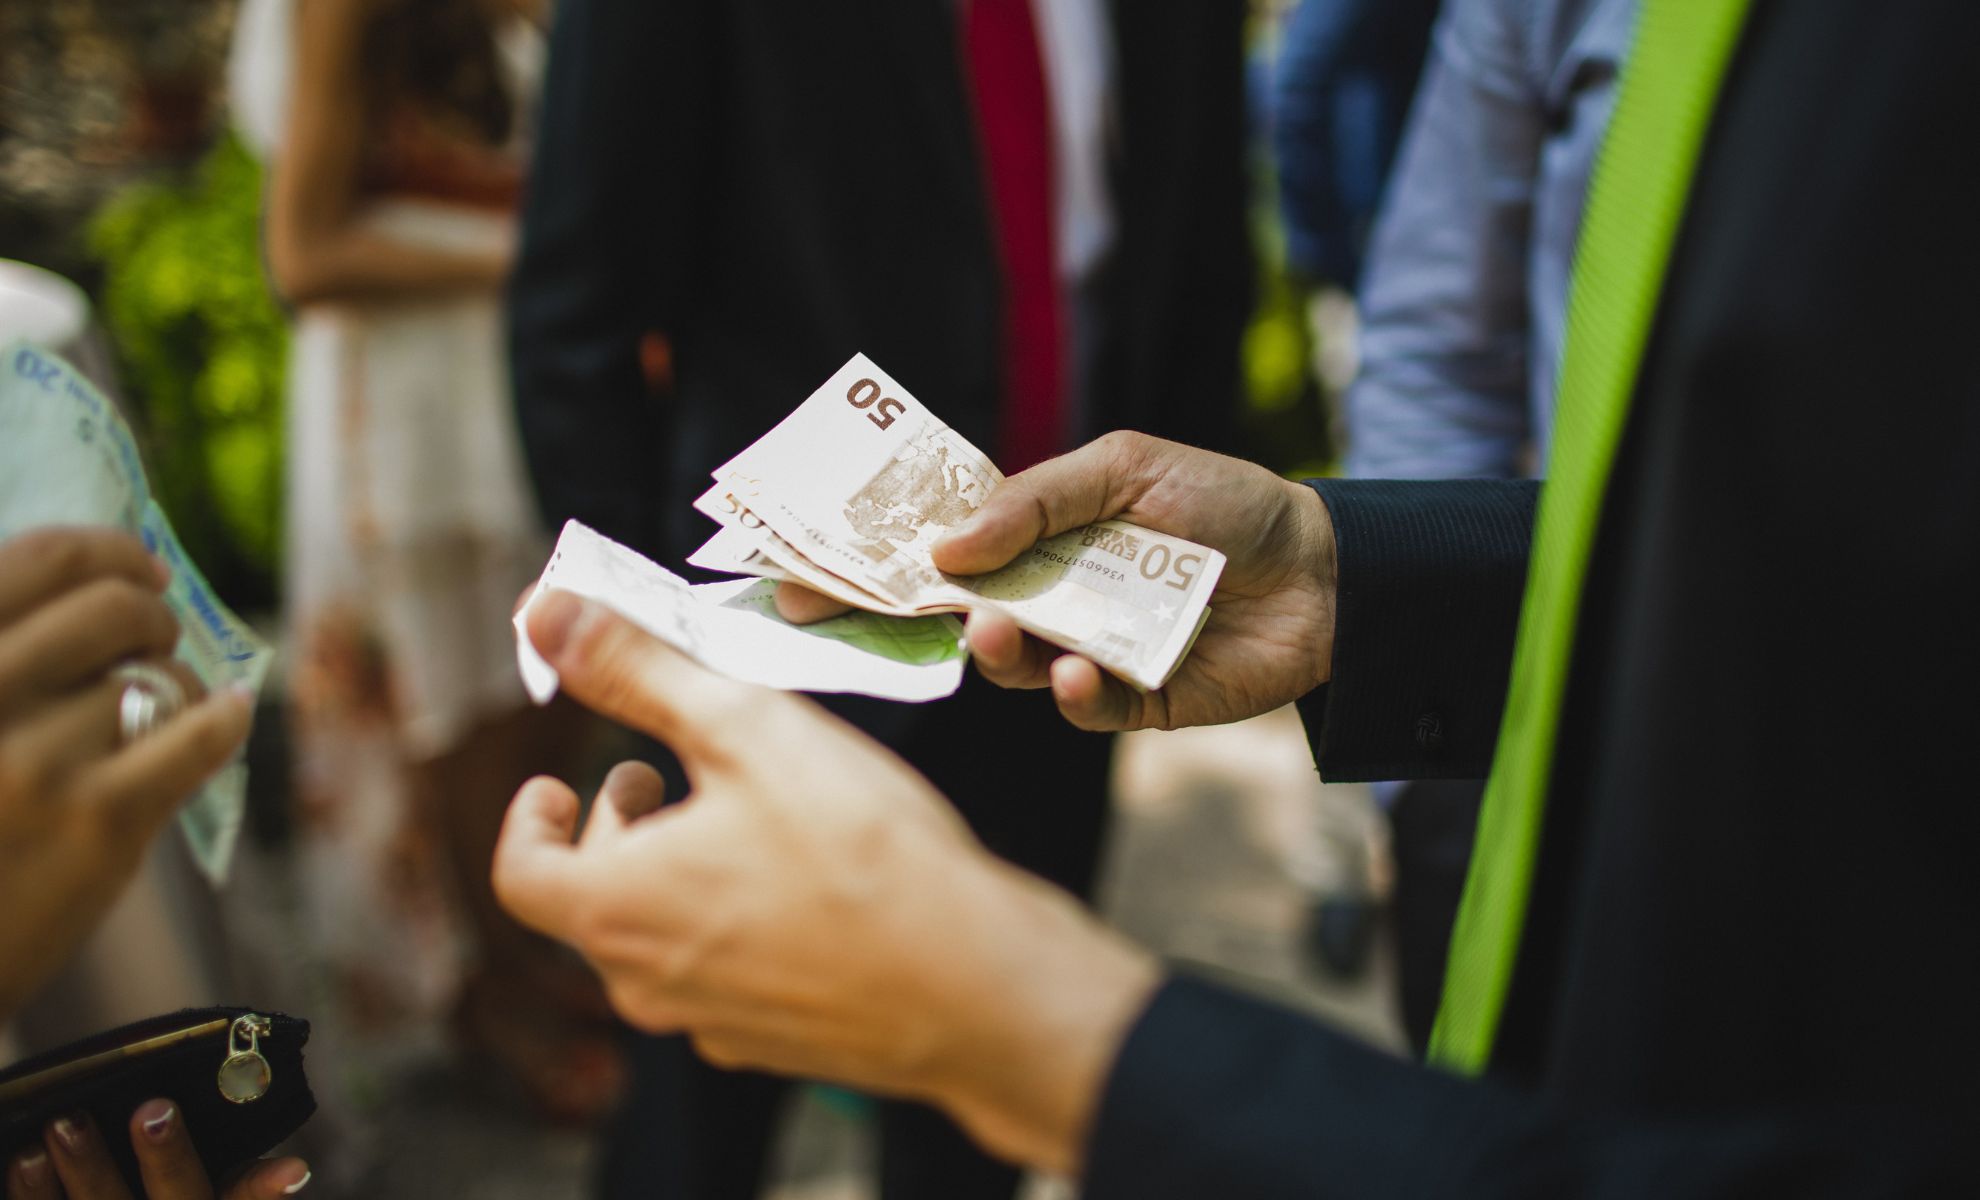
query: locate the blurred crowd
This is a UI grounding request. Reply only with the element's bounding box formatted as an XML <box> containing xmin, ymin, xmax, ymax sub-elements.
<box><xmin>7</xmin><ymin>0</ymin><xmax>1974</xmax><ymax>1197</ymax></box>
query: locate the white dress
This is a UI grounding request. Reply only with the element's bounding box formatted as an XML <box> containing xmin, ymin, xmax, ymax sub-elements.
<box><xmin>229</xmin><ymin>0</ymin><xmax>548</xmax><ymax>1040</ymax></box>
<box><xmin>283</xmin><ymin>198</ymin><xmax>543</xmax><ymax>759</ymax></box>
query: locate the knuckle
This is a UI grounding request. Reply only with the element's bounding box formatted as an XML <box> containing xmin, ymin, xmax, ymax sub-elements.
<box><xmin>71</xmin><ymin>786</ymin><xmax>137</xmax><ymax>858</ymax></box>
<box><xmin>566</xmin><ymin>892</ymin><xmax>616</xmax><ymax>953</ymax></box>
<box><xmin>1094</xmin><ymin>429</ymin><xmax>1139</xmax><ymax>456</ymax></box>
<box><xmin>568</xmin><ymin>612</ymin><xmax>644</xmax><ymax>702</ymax></box>
<box><xmin>1024</xmin><ymin>488</ymin><xmax>1055</xmax><ymax>541</ymax></box>
<box><xmin>1066</xmin><ymin>692</ymin><xmax>1127</xmax><ymax>733</ymax></box>
<box><xmin>695</xmin><ymin>681</ymin><xmax>761</xmax><ymax>733</ymax></box>
<box><xmin>1096</xmin><ymin>429</ymin><xmax>1154</xmax><ymax>473</ymax></box>
<box><xmin>0</xmin><ymin>749</ymin><xmax>49</xmax><ymax>810</ymax></box>
<box><xmin>607</xmin><ymin>976</ymin><xmax>689</xmax><ymax>1036</ymax></box>
<box><xmin>691</xmin><ymin>1031</ymin><xmax>749</xmax><ymax>1070</ymax></box>
<box><xmin>18</xmin><ymin>527</ymin><xmax>91</xmax><ymax>583</ymax></box>
<box><xmin>100</xmin><ymin>580</ymin><xmax>177</xmax><ymax>643</ymax></box>
<box><xmin>1065</xmin><ymin>706</ymin><xmax>1108</xmax><ymax>733</ymax></box>
<box><xmin>567</xmin><ymin>602</ymin><xmax>621</xmax><ymax>665</ymax></box>
<box><xmin>166</xmin><ymin>660</ymin><xmax>207</xmax><ymax>704</ymax></box>
<box><xmin>654</xmin><ymin>925</ymin><xmax>714</xmax><ymax>992</ymax></box>
<box><xmin>184</xmin><ymin>705</ymin><xmax>242</xmax><ymax>766</ymax></box>
<box><xmin>602</xmin><ymin>978</ymin><xmax>655</xmax><ymax>1028</ymax></box>
<box><xmin>136</xmin><ymin>1133</ymin><xmax>199</xmax><ymax>1176</ymax></box>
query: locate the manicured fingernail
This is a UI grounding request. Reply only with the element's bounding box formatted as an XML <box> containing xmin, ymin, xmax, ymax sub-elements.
<box><xmin>137</xmin><ymin>1099</ymin><xmax>175</xmax><ymax>1141</ymax></box>
<box><xmin>282</xmin><ymin>1167</ymin><xmax>313</xmax><ymax>1194</ymax></box>
<box><xmin>529</xmin><ymin>590</ymin><xmax>588</xmax><ymax>657</ymax></box>
<box><xmin>14</xmin><ymin>1149</ymin><xmax>49</xmax><ymax>1187</ymax></box>
<box><xmin>50</xmin><ymin>1114</ymin><xmax>85</xmax><ymax>1153</ymax></box>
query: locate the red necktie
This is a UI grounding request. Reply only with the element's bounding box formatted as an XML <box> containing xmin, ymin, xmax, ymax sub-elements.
<box><xmin>962</xmin><ymin>0</ymin><xmax>1067</xmax><ymax>472</ymax></box>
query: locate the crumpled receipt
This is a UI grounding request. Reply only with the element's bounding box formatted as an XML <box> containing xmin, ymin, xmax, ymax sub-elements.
<box><xmin>515</xmin><ymin>520</ymin><xmax>967</xmax><ymax>705</ymax></box>
<box><xmin>0</xmin><ymin>341</ymin><xmax>272</xmax><ymax>883</ymax></box>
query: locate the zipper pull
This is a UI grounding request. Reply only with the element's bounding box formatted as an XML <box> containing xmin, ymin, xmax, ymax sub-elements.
<box><xmin>217</xmin><ymin>1013</ymin><xmax>273</xmax><ymax>1104</ymax></box>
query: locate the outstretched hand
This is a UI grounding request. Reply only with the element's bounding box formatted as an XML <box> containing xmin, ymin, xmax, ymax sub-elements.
<box><xmin>494</xmin><ymin>591</ymin><xmax>1159</xmax><ymax>1173</ymax></box>
<box><xmin>778</xmin><ymin>432</ymin><xmax>1338</xmax><ymax>731</ymax></box>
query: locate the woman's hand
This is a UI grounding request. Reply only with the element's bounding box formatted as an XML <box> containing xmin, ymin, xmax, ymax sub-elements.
<box><xmin>0</xmin><ymin>529</ymin><xmax>253</xmax><ymax>1020</ymax></box>
<box><xmin>6</xmin><ymin>1103</ymin><xmax>308</xmax><ymax>1199</ymax></box>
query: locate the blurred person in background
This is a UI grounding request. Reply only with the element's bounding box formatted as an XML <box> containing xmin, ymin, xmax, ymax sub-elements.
<box><xmin>508</xmin><ymin>1</ymin><xmax>1250</xmax><ymax>1195</ymax></box>
<box><xmin>1347</xmin><ymin>0</ymin><xmax>1632</xmax><ymax>481</ymax></box>
<box><xmin>0</xmin><ymin>526</ymin><xmax>310</xmax><ymax>1199</ymax></box>
<box><xmin>231</xmin><ymin>0</ymin><xmax>620</xmax><ymax>1124</ymax></box>
<box><xmin>1273</xmin><ymin>0</ymin><xmax>1440</xmax><ymax>295</ymax></box>
<box><xmin>490</xmin><ymin>0</ymin><xmax>1980</xmax><ymax>1149</ymax></box>
<box><xmin>1329</xmin><ymin>0</ymin><xmax>1633</xmax><ymax>1051</ymax></box>
<box><xmin>1268</xmin><ymin>0</ymin><xmax>1439</xmax><ymax>983</ymax></box>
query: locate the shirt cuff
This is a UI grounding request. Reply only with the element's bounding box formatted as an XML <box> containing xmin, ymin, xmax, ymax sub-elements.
<box><xmin>1295</xmin><ymin>478</ymin><xmax>1538</xmax><ymax>782</ymax></box>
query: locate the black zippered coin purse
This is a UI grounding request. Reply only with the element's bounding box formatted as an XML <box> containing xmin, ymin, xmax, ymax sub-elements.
<box><xmin>0</xmin><ymin>1007</ymin><xmax>314</xmax><ymax>1190</ymax></box>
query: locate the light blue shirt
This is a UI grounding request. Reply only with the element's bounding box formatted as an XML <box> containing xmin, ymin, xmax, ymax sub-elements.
<box><xmin>1344</xmin><ymin>0</ymin><xmax>1636</xmax><ymax>480</ymax></box>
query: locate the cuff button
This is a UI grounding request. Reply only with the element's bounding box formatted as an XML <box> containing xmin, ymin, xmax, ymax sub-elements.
<box><xmin>1414</xmin><ymin>711</ymin><xmax>1445</xmax><ymax>751</ymax></box>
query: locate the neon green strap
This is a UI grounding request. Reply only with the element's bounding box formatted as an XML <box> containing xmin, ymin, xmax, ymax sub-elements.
<box><xmin>1428</xmin><ymin>0</ymin><xmax>1755</xmax><ymax>1073</ymax></box>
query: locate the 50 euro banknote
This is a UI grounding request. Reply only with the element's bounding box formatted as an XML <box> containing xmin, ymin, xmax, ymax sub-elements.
<box><xmin>690</xmin><ymin>353</ymin><xmax>1223</xmax><ymax>691</ymax></box>
<box><xmin>517</xmin><ymin>520</ymin><xmax>968</xmax><ymax>704</ymax></box>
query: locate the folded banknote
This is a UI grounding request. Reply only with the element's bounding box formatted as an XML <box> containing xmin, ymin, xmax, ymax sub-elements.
<box><xmin>0</xmin><ymin>342</ymin><xmax>271</xmax><ymax>883</ymax></box>
<box><xmin>515</xmin><ymin>520</ymin><xmax>967</xmax><ymax>704</ymax></box>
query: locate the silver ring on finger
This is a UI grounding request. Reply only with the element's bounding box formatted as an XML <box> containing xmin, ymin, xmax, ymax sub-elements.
<box><xmin>115</xmin><ymin>661</ymin><xmax>188</xmax><ymax>744</ymax></box>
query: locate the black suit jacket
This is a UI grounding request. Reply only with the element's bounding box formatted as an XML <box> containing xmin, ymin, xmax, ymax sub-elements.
<box><xmin>1085</xmin><ymin>0</ymin><xmax>1980</xmax><ymax>1194</ymax></box>
<box><xmin>508</xmin><ymin>0</ymin><xmax>1250</xmax><ymax>567</ymax></box>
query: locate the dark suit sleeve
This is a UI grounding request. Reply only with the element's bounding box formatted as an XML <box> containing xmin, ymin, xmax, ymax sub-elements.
<box><xmin>1085</xmin><ymin>975</ymin><xmax>1980</xmax><ymax>1199</ymax></box>
<box><xmin>1295</xmin><ymin>478</ymin><xmax>1538</xmax><ymax>781</ymax></box>
<box><xmin>507</xmin><ymin>0</ymin><xmax>709</xmax><ymax>556</ymax></box>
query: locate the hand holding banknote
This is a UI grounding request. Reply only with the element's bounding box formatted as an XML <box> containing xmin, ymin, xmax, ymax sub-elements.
<box><xmin>0</xmin><ymin>344</ymin><xmax>272</xmax><ymax>881</ymax></box>
<box><xmin>0</xmin><ymin>528</ymin><xmax>252</xmax><ymax>1021</ymax></box>
<box><xmin>784</xmin><ymin>431</ymin><xmax>1341</xmax><ymax>733</ymax></box>
<box><xmin>496</xmin><ymin>590</ymin><xmax>1159</xmax><ymax>1176</ymax></box>
<box><xmin>692</xmin><ymin>355</ymin><xmax>1231</xmax><ymax>692</ymax></box>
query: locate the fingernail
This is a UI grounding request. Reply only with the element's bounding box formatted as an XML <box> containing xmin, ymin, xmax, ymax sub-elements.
<box><xmin>14</xmin><ymin>1149</ymin><xmax>48</xmax><ymax>1187</ymax></box>
<box><xmin>282</xmin><ymin>1167</ymin><xmax>313</xmax><ymax>1194</ymax></box>
<box><xmin>50</xmin><ymin>1114</ymin><xmax>85</xmax><ymax>1153</ymax></box>
<box><xmin>151</xmin><ymin>556</ymin><xmax>173</xmax><ymax>588</ymax></box>
<box><xmin>137</xmin><ymin>1099</ymin><xmax>175</xmax><ymax>1142</ymax></box>
<box><xmin>529</xmin><ymin>590</ymin><xmax>588</xmax><ymax>657</ymax></box>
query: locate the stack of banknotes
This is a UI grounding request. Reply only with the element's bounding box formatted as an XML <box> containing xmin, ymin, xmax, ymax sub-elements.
<box><xmin>691</xmin><ymin>353</ymin><xmax>1224</xmax><ymax>690</ymax></box>
<box><xmin>516</xmin><ymin>353</ymin><xmax>1224</xmax><ymax>705</ymax></box>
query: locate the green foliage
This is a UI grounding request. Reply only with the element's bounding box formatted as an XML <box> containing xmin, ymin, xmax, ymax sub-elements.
<box><xmin>1241</xmin><ymin>151</ymin><xmax>1337</xmax><ymax>481</ymax></box>
<box><xmin>87</xmin><ymin>130</ymin><xmax>287</xmax><ymax>606</ymax></box>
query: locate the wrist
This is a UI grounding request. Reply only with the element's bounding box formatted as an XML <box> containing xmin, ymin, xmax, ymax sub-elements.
<box><xmin>920</xmin><ymin>854</ymin><xmax>1161</xmax><ymax>1174</ymax></box>
<box><xmin>1285</xmin><ymin>479</ymin><xmax>1339</xmax><ymax>683</ymax></box>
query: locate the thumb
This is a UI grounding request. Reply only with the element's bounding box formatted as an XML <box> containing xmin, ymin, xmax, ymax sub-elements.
<box><xmin>527</xmin><ymin>590</ymin><xmax>778</xmax><ymax>771</ymax></box>
<box><xmin>933</xmin><ymin>432</ymin><xmax>1158</xmax><ymax>576</ymax></box>
<box><xmin>772</xmin><ymin>582</ymin><xmax>853</xmax><ymax>625</ymax></box>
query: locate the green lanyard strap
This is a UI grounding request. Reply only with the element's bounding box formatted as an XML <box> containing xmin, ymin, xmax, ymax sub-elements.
<box><xmin>1428</xmin><ymin>0</ymin><xmax>1756</xmax><ymax>1074</ymax></box>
